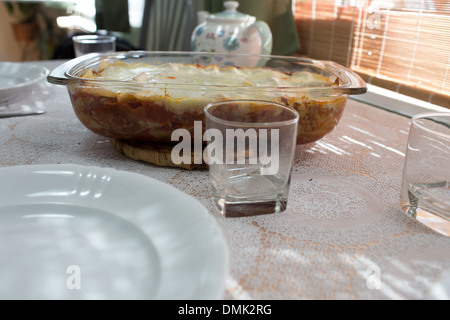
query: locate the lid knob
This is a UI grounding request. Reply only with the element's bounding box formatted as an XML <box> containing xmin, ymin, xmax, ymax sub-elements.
<box><xmin>224</xmin><ymin>1</ymin><xmax>239</xmax><ymax>12</ymax></box>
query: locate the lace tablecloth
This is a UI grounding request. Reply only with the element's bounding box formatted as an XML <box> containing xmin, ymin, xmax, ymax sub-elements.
<box><xmin>1</xmin><ymin>60</ymin><xmax>449</xmax><ymax>300</ymax></box>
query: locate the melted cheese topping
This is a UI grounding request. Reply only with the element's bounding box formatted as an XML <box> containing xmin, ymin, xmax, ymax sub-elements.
<box><xmin>87</xmin><ymin>61</ymin><xmax>331</xmax><ymax>87</ymax></box>
<box><xmin>80</xmin><ymin>60</ymin><xmax>335</xmax><ymax>113</ymax></box>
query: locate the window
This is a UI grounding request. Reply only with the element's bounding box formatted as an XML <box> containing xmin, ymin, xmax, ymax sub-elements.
<box><xmin>294</xmin><ymin>0</ymin><xmax>450</xmax><ymax>109</ymax></box>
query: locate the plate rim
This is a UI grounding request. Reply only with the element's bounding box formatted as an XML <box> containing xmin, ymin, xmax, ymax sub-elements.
<box><xmin>0</xmin><ymin>62</ymin><xmax>49</xmax><ymax>101</ymax></box>
<box><xmin>0</xmin><ymin>164</ymin><xmax>228</xmax><ymax>300</ymax></box>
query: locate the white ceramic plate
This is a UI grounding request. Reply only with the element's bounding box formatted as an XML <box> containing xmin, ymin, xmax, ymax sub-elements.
<box><xmin>0</xmin><ymin>62</ymin><xmax>49</xmax><ymax>103</ymax></box>
<box><xmin>0</xmin><ymin>165</ymin><xmax>228</xmax><ymax>300</ymax></box>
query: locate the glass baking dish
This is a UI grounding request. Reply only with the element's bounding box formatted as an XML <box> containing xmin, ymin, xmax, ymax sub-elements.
<box><xmin>48</xmin><ymin>51</ymin><xmax>367</xmax><ymax>145</ymax></box>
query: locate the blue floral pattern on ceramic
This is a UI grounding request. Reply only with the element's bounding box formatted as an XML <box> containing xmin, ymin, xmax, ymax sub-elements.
<box><xmin>223</xmin><ymin>36</ymin><xmax>240</xmax><ymax>52</ymax></box>
<box><xmin>195</xmin><ymin>26</ymin><xmax>205</xmax><ymax>37</ymax></box>
<box><xmin>190</xmin><ymin>1</ymin><xmax>273</xmax><ymax>67</ymax></box>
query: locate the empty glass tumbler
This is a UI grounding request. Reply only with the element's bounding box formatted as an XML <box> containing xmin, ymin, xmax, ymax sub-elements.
<box><xmin>400</xmin><ymin>112</ymin><xmax>450</xmax><ymax>236</ymax></box>
<box><xmin>72</xmin><ymin>35</ymin><xmax>116</xmax><ymax>57</ymax></box>
<box><xmin>204</xmin><ymin>100</ymin><xmax>299</xmax><ymax>217</ymax></box>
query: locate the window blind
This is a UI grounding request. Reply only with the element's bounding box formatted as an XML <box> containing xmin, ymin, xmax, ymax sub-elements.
<box><xmin>294</xmin><ymin>0</ymin><xmax>450</xmax><ymax>109</ymax></box>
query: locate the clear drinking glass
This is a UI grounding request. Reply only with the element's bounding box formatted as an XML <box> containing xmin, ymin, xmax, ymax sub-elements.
<box><xmin>72</xmin><ymin>35</ymin><xmax>116</xmax><ymax>57</ymax></box>
<box><xmin>204</xmin><ymin>100</ymin><xmax>299</xmax><ymax>217</ymax></box>
<box><xmin>400</xmin><ymin>112</ymin><xmax>450</xmax><ymax>236</ymax></box>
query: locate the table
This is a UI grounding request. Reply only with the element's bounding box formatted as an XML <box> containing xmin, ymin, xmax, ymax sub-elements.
<box><xmin>1</xmin><ymin>60</ymin><xmax>449</xmax><ymax>300</ymax></box>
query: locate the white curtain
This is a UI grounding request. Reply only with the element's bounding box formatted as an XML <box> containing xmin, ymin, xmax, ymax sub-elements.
<box><xmin>141</xmin><ymin>0</ymin><xmax>204</xmax><ymax>51</ymax></box>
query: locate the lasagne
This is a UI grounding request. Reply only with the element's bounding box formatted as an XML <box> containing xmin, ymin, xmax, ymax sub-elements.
<box><xmin>68</xmin><ymin>60</ymin><xmax>347</xmax><ymax>144</ymax></box>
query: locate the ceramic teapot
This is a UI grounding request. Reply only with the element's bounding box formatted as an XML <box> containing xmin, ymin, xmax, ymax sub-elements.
<box><xmin>191</xmin><ymin>1</ymin><xmax>272</xmax><ymax>66</ymax></box>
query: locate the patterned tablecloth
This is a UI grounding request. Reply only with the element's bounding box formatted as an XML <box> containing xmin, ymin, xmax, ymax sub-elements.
<box><xmin>1</xmin><ymin>60</ymin><xmax>449</xmax><ymax>300</ymax></box>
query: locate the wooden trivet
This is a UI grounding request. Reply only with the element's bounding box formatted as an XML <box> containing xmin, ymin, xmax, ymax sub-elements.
<box><xmin>110</xmin><ymin>139</ymin><xmax>207</xmax><ymax>170</ymax></box>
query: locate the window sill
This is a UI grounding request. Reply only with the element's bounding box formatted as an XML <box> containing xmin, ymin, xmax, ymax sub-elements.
<box><xmin>350</xmin><ymin>84</ymin><xmax>449</xmax><ymax>118</ymax></box>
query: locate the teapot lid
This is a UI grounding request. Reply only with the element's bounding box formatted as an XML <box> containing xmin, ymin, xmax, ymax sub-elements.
<box><xmin>211</xmin><ymin>1</ymin><xmax>252</xmax><ymax>20</ymax></box>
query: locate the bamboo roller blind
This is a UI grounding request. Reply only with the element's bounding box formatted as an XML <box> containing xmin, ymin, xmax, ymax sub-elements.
<box><xmin>294</xmin><ymin>0</ymin><xmax>450</xmax><ymax>109</ymax></box>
